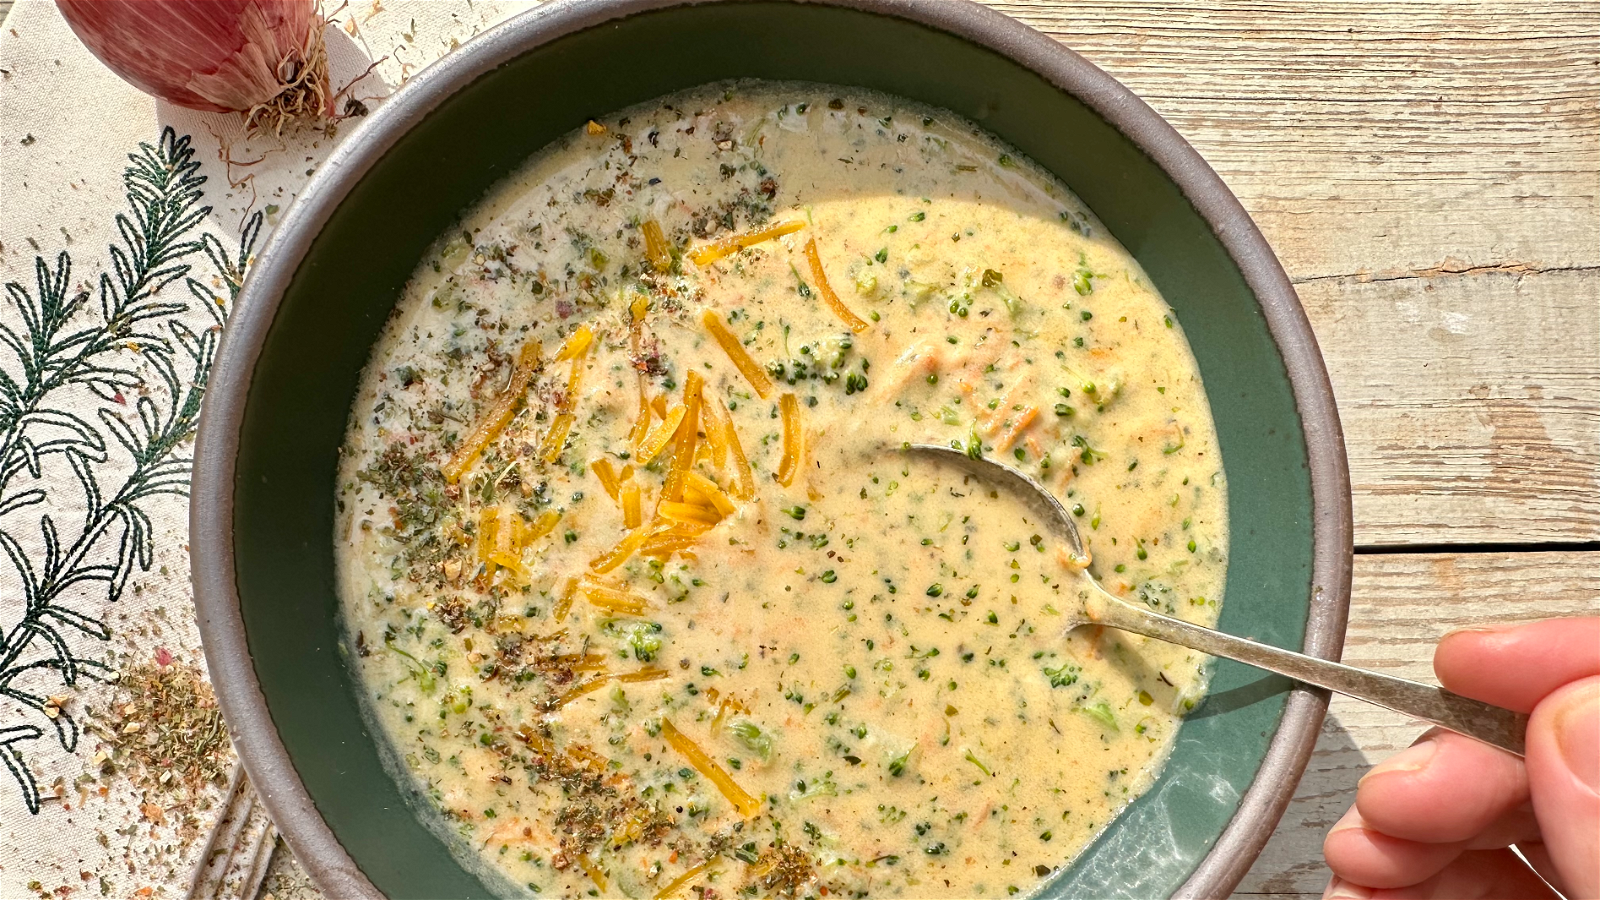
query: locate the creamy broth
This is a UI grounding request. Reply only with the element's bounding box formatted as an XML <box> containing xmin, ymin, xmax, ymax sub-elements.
<box><xmin>335</xmin><ymin>82</ymin><xmax>1228</xmax><ymax>899</ymax></box>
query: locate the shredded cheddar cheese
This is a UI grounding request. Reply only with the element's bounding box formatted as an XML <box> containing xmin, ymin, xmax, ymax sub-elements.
<box><xmin>442</xmin><ymin>340</ymin><xmax>542</xmax><ymax>483</ymax></box>
<box><xmin>539</xmin><ymin>413</ymin><xmax>575</xmax><ymax>464</ymax></box>
<box><xmin>660</xmin><ymin>718</ymin><xmax>761</xmax><ymax>818</ymax></box>
<box><xmin>635</xmin><ymin>405</ymin><xmax>687</xmax><ymax>465</ymax></box>
<box><xmin>661</xmin><ymin>371</ymin><xmax>703</xmax><ymax>502</ymax></box>
<box><xmin>687</xmin><ymin>219</ymin><xmax>804</xmax><ymax>266</ymax></box>
<box><xmin>776</xmin><ymin>392</ymin><xmax>802</xmax><ymax>487</ymax></box>
<box><xmin>803</xmin><ymin>237</ymin><xmax>870</xmax><ymax>333</ymax></box>
<box><xmin>701</xmin><ymin>310</ymin><xmax>775</xmax><ymax>399</ymax></box>
<box><xmin>642</xmin><ymin>219</ymin><xmax>673</xmax><ymax>272</ymax></box>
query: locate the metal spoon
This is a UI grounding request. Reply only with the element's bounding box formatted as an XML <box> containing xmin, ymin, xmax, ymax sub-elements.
<box><xmin>904</xmin><ymin>442</ymin><xmax>1528</xmax><ymax>756</ymax></box>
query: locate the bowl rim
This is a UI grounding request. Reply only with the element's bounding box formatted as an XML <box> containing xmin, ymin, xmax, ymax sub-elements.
<box><xmin>191</xmin><ymin>1</ymin><xmax>1354</xmax><ymax>897</ymax></box>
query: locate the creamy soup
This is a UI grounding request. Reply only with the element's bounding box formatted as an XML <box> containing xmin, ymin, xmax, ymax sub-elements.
<box><xmin>335</xmin><ymin>82</ymin><xmax>1228</xmax><ymax>899</ymax></box>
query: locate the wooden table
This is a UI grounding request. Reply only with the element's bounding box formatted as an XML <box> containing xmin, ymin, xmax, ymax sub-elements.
<box><xmin>6</xmin><ymin>1</ymin><xmax>1593</xmax><ymax>897</ymax></box>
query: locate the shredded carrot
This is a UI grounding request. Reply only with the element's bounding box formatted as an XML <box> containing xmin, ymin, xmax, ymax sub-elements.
<box><xmin>776</xmin><ymin>392</ymin><xmax>802</xmax><ymax>486</ymax></box>
<box><xmin>700</xmin><ymin>311</ymin><xmax>774</xmax><ymax>399</ymax></box>
<box><xmin>590</xmin><ymin>527</ymin><xmax>650</xmax><ymax>574</ymax></box>
<box><xmin>636</xmin><ymin>405</ymin><xmax>687</xmax><ymax>465</ymax></box>
<box><xmin>525</xmin><ymin>509</ymin><xmax>561</xmax><ymax>542</ymax></box>
<box><xmin>688</xmin><ymin>219</ymin><xmax>804</xmax><ymax>266</ymax></box>
<box><xmin>657</xmin><ymin>500</ymin><xmax>723</xmax><ymax>527</ymax></box>
<box><xmin>651</xmin><ymin>393</ymin><xmax>670</xmax><ymax>418</ymax></box>
<box><xmin>715</xmin><ymin>399</ymin><xmax>757</xmax><ymax>500</ymax></box>
<box><xmin>592</xmin><ymin>458</ymin><xmax>623</xmax><ymax>502</ymax></box>
<box><xmin>653</xmin><ymin>862</ymin><xmax>715</xmax><ymax>900</ymax></box>
<box><xmin>621</xmin><ymin>483</ymin><xmax>643</xmax><ymax>529</ymax></box>
<box><xmin>581</xmin><ymin>581</ymin><xmax>651</xmax><ymax>616</ymax></box>
<box><xmin>661</xmin><ymin>372</ymin><xmax>703</xmax><ymax>502</ymax></box>
<box><xmin>802</xmin><ymin>237</ymin><xmax>870</xmax><ymax>333</ymax></box>
<box><xmin>553</xmin><ymin>577</ymin><xmax>579</xmax><ymax>623</ymax></box>
<box><xmin>981</xmin><ymin>380</ymin><xmax>1035</xmax><ymax>437</ymax></box>
<box><xmin>659</xmin><ymin>718</ymin><xmax>760</xmax><ymax>818</ymax></box>
<box><xmin>685</xmin><ymin>472</ymin><xmax>737</xmax><ymax>517</ymax></box>
<box><xmin>442</xmin><ymin>340</ymin><xmax>542</xmax><ymax>483</ymax></box>
<box><xmin>539</xmin><ymin>413</ymin><xmax>575</xmax><ymax>463</ymax></box>
<box><xmin>642</xmin><ymin>219</ymin><xmax>672</xmax><ymax>272</ymax></box>
<box><xmin>994</xmin><ymin>406</ymin><xmax>1040</xmax><ymax>452</ymax></box>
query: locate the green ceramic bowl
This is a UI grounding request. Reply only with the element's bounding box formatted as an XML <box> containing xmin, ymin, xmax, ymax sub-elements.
<box><xmin>192</xmin><ymin>1</ymin><xmax>1353</xmax><ymax>897</ymax></box>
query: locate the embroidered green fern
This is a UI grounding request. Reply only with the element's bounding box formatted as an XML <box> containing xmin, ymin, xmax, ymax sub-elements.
<box><xmin>0</xmin><ymin>128</ymin><xmax>261</xmax><ymax>813</ymax></box>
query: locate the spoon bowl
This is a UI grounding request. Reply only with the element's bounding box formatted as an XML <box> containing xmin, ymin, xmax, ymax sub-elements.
<box><xmin>903</xmin><ymin>442</ymin><xmax>1529</xmax><ymax>756</ymax></box>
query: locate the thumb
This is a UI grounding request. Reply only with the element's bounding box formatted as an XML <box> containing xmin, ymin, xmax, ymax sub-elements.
<box><xmin>1527</xmin><ymin>676</ymin><xmax>1600</xmax><ymax>898</ymax></box>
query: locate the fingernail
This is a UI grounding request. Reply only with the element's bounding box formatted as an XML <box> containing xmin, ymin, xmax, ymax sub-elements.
<box><xmin>1323</xmin><ymin>876</ymin><xmax>1373</xmax><ymax>900</ymax></box>
<box><xmin>1553</xmin><ymin>682</ymin><xmax>1599</xmax><ymax>792</ymax></box>
<box><xmin>1326</xmin><ymin>806</ymin><xmax>1363</xmax><ymax>836</ymax></box>
<box><xmin>1448</xmin><ymin>622</ymin><xmax>1518</xmax><ymax>635</ymax></box>
<box><xmin>1358</xmin><ymin>738</ymin><xmax>1438</xmax><ymax>785</ymax></box>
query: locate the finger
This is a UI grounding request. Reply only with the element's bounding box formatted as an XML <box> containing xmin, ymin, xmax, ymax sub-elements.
<box><xmin>1367</xmin><ymin>849</ymin><xmax>1561</xmax><ymax>900</ymax></box>
<box><xmin>1323</xmin><ymin>875</ymin><xmax>1370</xmax><ymax>899</ymax></box>
<box><xmin>1323</xmin><ymin>806</ymin><xmax>1465</xmax><ymax>889</ymax></box>
<box><xmin>1434</xmin><ymin>618</ymin><xmax>1600</xmax><ymax>712</ymax></box>
<box><xmin>1462</xmin><ymin>805</ymin><xmax>1540</xmax><ymax>850</ymax></box>
<box><xmin>1526</xmin><ymin>677</ymin><xmax>1600</xmax><ymax>899</ymax></box>
<box><xmin>1355</xmin><ymin>730</ymin><xmax>1529</xmax><ymax>844</ymax></box>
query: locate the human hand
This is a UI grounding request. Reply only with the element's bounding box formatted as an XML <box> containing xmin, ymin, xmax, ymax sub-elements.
<box><xmin>1322</xmin><ymin>617</ymin><xmax>1599</xmax><ymax>899</ymax></box>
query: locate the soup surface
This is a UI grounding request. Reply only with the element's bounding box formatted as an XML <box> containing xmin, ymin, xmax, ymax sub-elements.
<box><xmin>336</xmin><ymin>82</ymin><xmax>1228</xmax><ymax>899</ymax></box>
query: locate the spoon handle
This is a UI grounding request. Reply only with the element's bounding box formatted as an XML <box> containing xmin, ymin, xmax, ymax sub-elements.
<box><xmin>1091</xmin><ymin>598</ymin><xmax>1528</xmax><ymax>756</ymax></box>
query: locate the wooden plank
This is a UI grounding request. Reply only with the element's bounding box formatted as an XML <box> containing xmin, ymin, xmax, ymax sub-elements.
<box><xmin>986</xmin><ymin>0</ymin><xmax>1600</xmax><ymax>545</ymax></box>
<box><xmin>995</xmin><ymin>0</ymin><xmax>1600</xmax><ymax>278</ymax></box>
<box><xmin>1307</xmin><ymin>269</ymin><xmax>1600</xmax><ymax>545</ymax></box>
<box><xmin>1234</xmin><ymin>550</ymin><xmax>1600</xmax><ymax>895</ymax></box>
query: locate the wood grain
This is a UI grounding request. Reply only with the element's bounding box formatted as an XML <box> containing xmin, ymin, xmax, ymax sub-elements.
<box><xmin>1307</xmin><ymin>269</ymin><xmax>1600</xmax><ymax>546</ymax></box>
<box><xmin>1234</xmin><ymin>550</ymin><xmax>1600</xmax><ymax>896</ymax></box>
<box><xmin>995</xmin><ymin>1</ymin><xmax>1600</xmax><ymax>277</ymax></box>
<box><xmin>995</xmin><ymin>0</ymin><xmax>1600</xmax><ymax>545</ymax></box>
